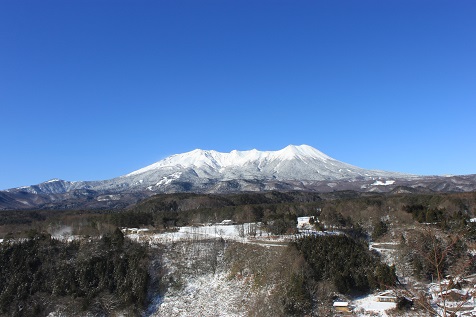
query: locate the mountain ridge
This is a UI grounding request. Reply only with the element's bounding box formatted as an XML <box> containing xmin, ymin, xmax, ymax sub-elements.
<box><xmin>122</xmin><ymin>144</ymin><xmax>411</xmax><ymax>183</ymax></box>
<box><xmin>2</xmin><ymin>144</ymin><xmax>475</xmax><ymax>210</ymax></box>
<box><xmin>126</xmin><ymin>145</ymin><xmax>333</xmax><ymax>176</ymax></box>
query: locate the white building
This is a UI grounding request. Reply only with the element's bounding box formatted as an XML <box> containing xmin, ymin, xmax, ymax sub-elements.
<box><xmin>297</xmin><ymin>216</ymin><xmax>317</xmax><ymax>230</ymax></box>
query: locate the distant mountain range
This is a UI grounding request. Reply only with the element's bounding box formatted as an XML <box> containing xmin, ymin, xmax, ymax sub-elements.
<box><xmin>1</xmin><ymin>145</ymin><xmax>475</xmax><ymax>210</ymax></box>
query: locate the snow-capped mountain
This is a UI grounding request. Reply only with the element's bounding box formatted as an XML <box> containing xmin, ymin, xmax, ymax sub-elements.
<box><xmin>2</xmin><ymin>144</ymin><xmax>476</xmax><ymax>210</ymax></box>
<box><xmin>9</xmin><ymin>145</ymin><xmax>407</xmax><ymax>194</ymax></box>
<box><xmin>125</xmin><ymin>144</ymin><xmax>407</xmax><ymax>184</ymax></box>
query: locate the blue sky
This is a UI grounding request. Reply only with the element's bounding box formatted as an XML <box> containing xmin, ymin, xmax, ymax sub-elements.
<box><xmin>1</xmin><ymin>0</ymin><xmax>475</xmax><ymax>190</ymax></box>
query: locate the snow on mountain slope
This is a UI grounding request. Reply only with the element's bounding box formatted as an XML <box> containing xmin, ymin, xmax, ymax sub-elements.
<box><xmin>127</xmin><ymin>145</ymin><xmax>332</xmax><ymax>176</ymax></box>
<box><xmin>125</xmin><ymin>144</ymin><xmax>406</xmax><ymax>182</ymax></box>
<box><xmin>6</xmin><ymin>145</ymin><xmax>413</xmax><ymax>197</ymax></box>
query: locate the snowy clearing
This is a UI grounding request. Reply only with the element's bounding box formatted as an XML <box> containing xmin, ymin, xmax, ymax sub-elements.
<box><xmin>353</xmin><ymin>294</ymin><xmax>396</xmax><ymax>316</ymax></box>
<box><xmin>125</xmin><ymin>223</ymin><xmax>341</xmax><ymax>248</ymax></box>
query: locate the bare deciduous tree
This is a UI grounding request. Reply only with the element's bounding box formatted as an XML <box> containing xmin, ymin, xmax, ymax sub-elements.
<box><xmin>401</xmin><ymin>227</ymin><xmax>473</xmax><ymax>317</ymax></box>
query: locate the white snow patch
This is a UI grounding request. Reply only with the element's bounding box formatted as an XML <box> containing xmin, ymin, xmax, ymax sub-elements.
<box><xmin>157</xmin><ymin>172</ymin><xmax>182</xmax><ymax>186</ymax></box>
<box><xmin>44</xmin><ymin>178</ymin><xmax>61</xmax><ymax>183</ymax></box>
<box><xmin>372</xmin><ymin>180</ymin><xmax>395</xmax><ymax>186</ymax></box>
<box><xmin>96</xmin><ymin>194</ymin><xmax>121</xmax><ymax>201</ymax></box>
<box><xmin>49</xmin><ymin>226</ymin><xmax>74</xmax><ymax>240</ymax></box>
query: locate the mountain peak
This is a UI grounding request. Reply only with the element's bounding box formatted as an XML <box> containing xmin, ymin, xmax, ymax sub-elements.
<box><xmin>278</xmin><ymin>144</ymin><xmax>331</xmax><ymax>160</ymax></box>
<box><xmin>127</xmin><ymin>145</ymin><xmax>336</xmax><ymax>177</ymax></box>
<box><xmin>2</xmin><ymin>144</ymin><xmax>432</xmax><ymax>211</ymax></box>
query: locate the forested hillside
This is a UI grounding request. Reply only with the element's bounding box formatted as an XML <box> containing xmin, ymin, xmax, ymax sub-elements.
<box><xmin>1</xmin><ymin>190</ymin><xmax>476</xmax><ymax>316</ymax></box>
<box><xmin>0</xmin><ymin>230</ymin><xmax>149</xmax><ymax>316</ymax></box>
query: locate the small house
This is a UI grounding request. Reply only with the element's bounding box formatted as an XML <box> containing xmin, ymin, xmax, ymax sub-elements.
<box><xmin>297</xmin><ymin>216</ymin><xmax>317</xmax><ymax>230</ymax></box>
<box><xmin>376</xmin><ymin>290</ymin><xmax>398</xmax><ymax>303</ymax></box>
<box><xmin>333</xmin><ymin>301</ymin><xmax>351</xmax><ymax>313</ymax></box>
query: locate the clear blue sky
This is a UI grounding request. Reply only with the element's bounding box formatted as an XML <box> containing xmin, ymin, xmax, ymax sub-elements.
<box><xmin>1</xmin><ymin>0</ymin><xmax>475</xmax><ymax>190</ymax></box>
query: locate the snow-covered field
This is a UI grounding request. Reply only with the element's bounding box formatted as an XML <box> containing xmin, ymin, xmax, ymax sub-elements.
<box><xmin>353</xmin><ymin>294</ymin><xmax>397</xmax><ymax>316</ymax></box>
<box><xmin>124</xmin><ymin>223</ymin><xmax>324</xmax><ymax>248</ymax></box>
<box><xmin>127</xmin><ymin>222</ymin><xmax>344</xmax><ymax>243</ymax></box>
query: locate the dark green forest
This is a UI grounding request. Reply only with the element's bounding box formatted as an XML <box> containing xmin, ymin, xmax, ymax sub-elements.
<box><xmin>294</xmin><ymin>235</ymin><xmax>396</xmax><ymax>294</ymax></box>
<box><xmin>0</xmin><ymin>229</ymin><xmax>149</xmax><ymax>317</ymax></box>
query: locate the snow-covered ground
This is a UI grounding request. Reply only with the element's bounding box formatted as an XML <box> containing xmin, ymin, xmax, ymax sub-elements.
<box><xmin>125</xmin><ymin>223</ymin><xmax>283</xmax><ymax>245</ymax></box>
<box><xmin>124</xmin><ymin>223</ymin><xmax>339</xmax><ymax>248</ymax></box>
<box><xmin>353</xmin><ymin>294</ymin><xmax>396</xmax><ymax>316</ymax></box>
<box><xmin>370</xmin><ymin>241</ymin><xmax>399</xmax><ymax>266</ymax></box>
<box><xmin>150</xmin><ymin>273</ymin><xmax>251</xmax><ymax>317</ymax></box>
<box><xmin>141</xmin><ymin>228</ymin><xmax>260</xmax><ymax>317</ymax></box>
